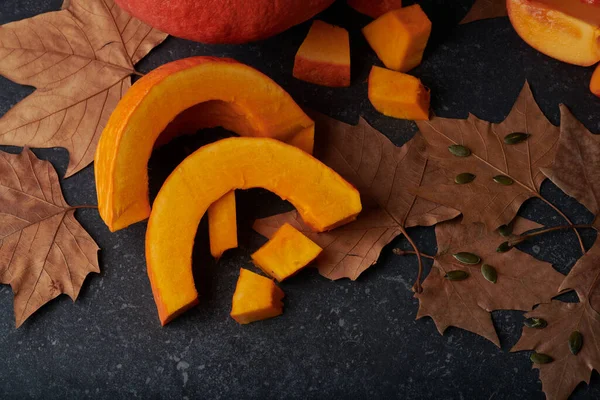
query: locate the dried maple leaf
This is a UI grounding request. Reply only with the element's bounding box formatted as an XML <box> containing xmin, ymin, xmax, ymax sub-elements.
<box><xmin>0</xmin><ymin>148</ymin><xmax>99</xmax><ymax>327</ymax></box>
<box><xmin>254</xmin><ymin>112</ymin><xmax>459</xmax><ymax>281</ymax></box>
<box><xmin>0</xmin><ymin>0</ymin><xmax>167</xmax><ymax>177</ymax></box>
<box><xmin>511</xmin><ymin>242</ymin><xmax>600</xmax><ymax>400</ymax></box>
<box><xmin>541</xmin><ymin>105</ymin><xmax>600</xmax><ymax>227</ymax></box>
<box><xmin>415</xmin><ymin>217</ymin><xmax>565</xmax><ymax>346</ymax></box>
<box><xmin>460</xmin><ymin>0</ymin><xmax>508</xmax><ymax>24</ymax></box>
<box><xmin>415</xmin><ymin>83</ymin><xmax>563</xmax><ymax>231</ymax></box>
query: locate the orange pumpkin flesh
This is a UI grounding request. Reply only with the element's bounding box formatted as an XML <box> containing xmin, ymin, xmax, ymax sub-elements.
<box><xmin>347</xmin><ymin>0</ymin><xmax>403</xmax><ymax>18</ymax></box>
<box><xmin>368</xmin><ymin>66</ymin><xmax>430</xmax><ymax>120</ymax></box>
<box><xmin>208</xmin><ymin>192</ymin><xmax>238</xmax><ymax>259</ymax></box>
<box><xmin>95</xmin><ymin>57</ymin><xmax>315</xmax><ymax>233</ymax></box>
<box><xmin>507</xmin><ymin>0</ymin><xmax>600</xmax><ymax>66</ymax></box>
<box><xmin>146</xmin><ymin>138</ymin><xmax>362</xmax><ymax>325</ymax></box>
<box><xmin>293</xmin><ymin>21</ymin><xmax>351</xmax><ymax>87</ymax></box>
<box><xmin>230</xmin><ymin>268</ymin><xmax>285</xmax><ymax>325</ymax></box>
<box><xmin>251</xmin><ymin>223</ymin><xmax>323</xmax><ymax>282</ymax></box>
<box><xmin>591</xmin><ymin>64</ymin><xmax>600</xmax><ymax>97</ymax></box>
<box><xmin>115</xmin><ymin>0</ymin><xmax>335</xmax><ymax>44</ymax></box>
<box><xmin>363</xmin><ymin>5</ymin><xmax>432</xmax><ymax>72</ymax></box>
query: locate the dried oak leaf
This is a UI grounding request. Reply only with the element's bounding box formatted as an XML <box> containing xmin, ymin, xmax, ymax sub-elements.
<box><xmin>253</xmin><ymin>113</ymin><xmax>459</xmax><ymax>280</ymax></box>
<box><xmin>461</xmin><ymin>0</ymin><xmax>508</xmax><ymax>24</ymax></box>
<box><xmin>0</xmin><ymin>148</ymin><xmax>99</xmax><ymax>327</ymax></box>
<box><xmin>541</xmin><ymin>105</ymin><xmax>600</xmax><ymax>227</ymax></box>
<box><xmin>512</xmin><ymin>242</ymin><xmax>600</xmax><ymax>400</ymax></box>
<box><xmin>0</xmin><ymin>0</ymin><xmax>167</xmax><ymax>177</ymax></box>
<box><xmin>415</xmin><ymin>82</ymin><xmax>560</xmax><ymax>231</ymax></box>
<box><xmin>415</xmin><ymin>217</ymin><xmax>564</xmax><ymax>347</ymax></box>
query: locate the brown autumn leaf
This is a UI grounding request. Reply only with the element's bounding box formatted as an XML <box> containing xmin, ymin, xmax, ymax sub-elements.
<box><xmin>0</xmin><ymin>148</ymin><xmax>99</xmax><ymax>327</ymax></box>
<box><xmin>0</xmin><ymin>0</ymin><xmax>167</xmax><ymax>177</ymax></box>
<box><xmin>414</xmin><ymin>217</ymin><xmax>564</xmax><ymax>347</ymax></box>
<box><xmin>253</xmin><ymin>113</ymin><xmax>459</xmax><ymax>281</ymax></box>
<box><xmin>511</xmin><ymin>242</ymin><xmax>600</xmax><ymax>400</ymax></box>
<box><xmin>415</xmin><ymin>82</ymin><xmax>561</xmax><ymax>231</ymax></box>
<box><xmin>460</xmin><ymin>0</ymin><xmax>507</xmax><ymax>24</ymax></box>
<box><xmin>541</xmin><ymin>105</ymin><xmax>600</xmax><ymax>227</ymax></box>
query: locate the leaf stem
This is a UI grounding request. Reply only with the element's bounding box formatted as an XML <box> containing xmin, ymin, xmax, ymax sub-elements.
<box><xmin>537</xmin><ymin>195</ymin><xmax>586</xmax><ymax>254</ymax></box>
<box><xmin>509</xmin><ymin>224</ymin><xmax>596</xmax><ymax>247</ymax></box>
<box><xmin>132</xmin><ymin>70</ymin><xmax>145</xmax><ymax>77</ymax></box>
<box><xmin>397</xmin><ymin>227</ymin><xmax>425</xmax><ymax>294</ymax></box>
<box><xmin>393</xmin><ymin>249</ymin><xmax>435</xmax><ymax>260</ymax></box>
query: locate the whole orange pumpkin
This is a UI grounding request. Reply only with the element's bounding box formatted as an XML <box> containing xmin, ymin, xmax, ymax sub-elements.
<box><xmin>115</xmin><ymin>0</ymin><xmax>335</xmax><ymax>44</ymax></box>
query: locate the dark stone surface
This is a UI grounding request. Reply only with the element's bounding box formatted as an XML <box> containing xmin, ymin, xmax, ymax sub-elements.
<box><xmin>0</xmin><ymin>0</ymin><xmax>599</xmax><ymax>399</ymax></box>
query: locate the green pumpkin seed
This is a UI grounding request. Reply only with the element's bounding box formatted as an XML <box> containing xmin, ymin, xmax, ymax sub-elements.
<box><xmin>497</xmin><ymin>224</ymin><xmax>513</xmax><ymax>237</ymax></box>
<box><xmin>524</xmin><ymin>317</ymin><xmax>548</xmax><ymax>329</ymax></box>
<box><xmin>569</xmin><ymin>331</ymin><xmax>583</xmax><ymax>355</ymax></box>
<box><xmin>453</xmin><ymin>252</ymin><xmax>481</xmax><ymax>265</ymax></box>
<box><xmin>504</xmin><ymin>132</ymin><xmax>530</xmax><ymax>145</ymax></box>
<box><xmin>448</xmin><ymin>144</ymin><xmax>471</xmax><ymax>157</ymax></box>
<box><xmin>496</xmin><ymin>241</ymin><xmax>513</xmax><ymax>253</ymax></box>
<box><xmin>493</xmin><ymin>175</ymin><xmax>514</xmax><ymax>185</ymax></box>
<box><xmin>481</xmin><ymin>264</ymin><xmax>497</xmax><ymax>283</ymax></box>
<box><xmin>455</xmin><ymin>173</ymin><xmax>476</xmax><ymax>184</ymax></box>
<box><xmin>445</xmin><ymin>270</ymin><xmax>469</xmax><ymax>281</ymax></box>
<box><xmin>530</xmin><ymin>352</ymin><xmax>553</xmax><ymax>364</ymax></box>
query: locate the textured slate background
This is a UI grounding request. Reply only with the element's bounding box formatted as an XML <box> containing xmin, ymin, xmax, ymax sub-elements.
<box><xmin>0</xmin><ymin>0</ymin><xmax>599</xmax><ymax>399</ymax></box>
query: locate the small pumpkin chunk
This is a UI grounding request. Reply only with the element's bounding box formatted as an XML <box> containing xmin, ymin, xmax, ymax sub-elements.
<box><xmin>362</xmin><ymin>5</ymin><xmax>431</xmax><ymax>72</ymax></box>
<box><xmin>293</xmin><ymin>20</ymin><xmax>351</xmax><ymax>87</ymax></box>
<box><xmin>230</xmin><ymin>268</ymin><xmax>285</xmax><ymax>324</ymax></box>
<box><xmin>368</xmin><ymin>66</ymin><xmax>430</xmax><ymax>120</ymax></box>
<box><xmin>252</xmin><ymin>223</ymin><xmax>323</xmax><ymax>282</ymax></box>
<box><xmin>208</xmin><ymin>191</ymin><xmax>238</xmax><ymax>259</ymax></box>
<box><xmin>347</xmin><ymin>0</ymin><xmax>403</xmax><ymax>19</ymax></box>
<box><xmin>591</xmin><ymin>63</ymin><xmax>600</xmax><ymax>97</ymax></box>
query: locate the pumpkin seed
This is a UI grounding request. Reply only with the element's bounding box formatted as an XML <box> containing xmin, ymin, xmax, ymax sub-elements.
<box><xmin>530</xmin><ymin>352</ymin><xmax>553</xmax><ymax>364</ymax></box>
<box><xmin>455</xmin><ymin>173</ymin><xmax>476</xmax><ymax>184</ymax></box>
<box><xmin>524</xmin><ymin>317</ymin><xmax>547</xmax><ymax>329</ymax></box>
<box><xmin>453</xmin><ymin>252</ymin><xmax>481</xmax><ymax>265</ymax></box>
<box><xmin>504</xmin><ymin>132</ymin><xmax>530</xmax><ymax>145</ymax></box>
<box><xmin>497</xmin><ymin>224</ymin><xmax>513</xmax><ymax>237</ymax></box>
<box><xmin>481</xmin><ymin>264</ymin><xmax>497</xmax><ymax>283</ymax></box>
<box><xmin>493</xmin><ymin>175</ymin><xmax>514</xmax><ymax>185</ymax></box>
<box><xmin>497</xmin><ymin>241</ymin><xmax>512</xmax><ymax>253</ymax></box>
<box><xmin>445</xmin><ymin>270</ymin><xmax>469</xmax><ymax>281</ymax></box>
<box><xmin>569</xmin><ymin>331</ymin><xmax>583</xmax><ymax>355</ymax></box>
<box><xmin>448</xmin><ymin>144</ymin><xmax>471</xmax><ymax>157</ymax></box>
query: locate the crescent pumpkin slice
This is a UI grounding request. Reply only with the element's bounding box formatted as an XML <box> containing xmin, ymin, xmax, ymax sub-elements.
<box><xmin>95</xmin><ymin>56</ymin><xmax>315</xmax><ymax>232</ymax></box>
<box><xmin>146</xmin><ymin>137</ymin><xmax>362</xmax><ymax>325</ymax></box>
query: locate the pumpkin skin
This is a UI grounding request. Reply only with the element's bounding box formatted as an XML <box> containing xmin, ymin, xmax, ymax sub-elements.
<box><xmin>115</xmin><ymin>0</ymin><xmax>336</xmax><ymax>44</ymax></box>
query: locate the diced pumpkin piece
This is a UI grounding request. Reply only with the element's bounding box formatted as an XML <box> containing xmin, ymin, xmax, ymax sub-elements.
<box><xmin>591</xmin><ymin>64</ymin><xmax>600</xmax><ymax>97</ymax></box>
<box><xmin>362</xmin><ymin>5</ymin><xmax>432</xmax><ymax>72</ymax></box>
<box><xmin>252</xmin><ymin>223</ymin><xmax>322</xmax><ymax>282</ymax></box>
<box><xmin>368</xmin><ymin>66</ymin><xmax>430</xmax><ymax>120</ymax></box>
<box><xmin>230</xmin><ymin>268</ymin><xmax>285</xmax><ymax>324</ymax></box>
<box><xmin>293</xmin><ymin>20</ymin><xmax>351</xmax><ymax>87</ymax></box>
<box><xmin>347</xmin><ymin>0</ymin><xmax>403</xmax><ymax>19</ymax></box>
<box><xmin>507</xmin><ymin>0</ymin><xmax>600</xmax><ymax>66</ymax></box>
<box><xmin>208</xmin><ymin>191</ymin><xmax>238</xmax><ymax>259</ymax></box>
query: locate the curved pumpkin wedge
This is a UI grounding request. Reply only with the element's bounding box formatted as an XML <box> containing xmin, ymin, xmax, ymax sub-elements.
<box><xmin>507</xmin><ymin>0</ymin><xmax>600</xmax><ymax>66</ymax></box>
<box><xmin>147</xmin><ymin>138</ymin><xmax>362</xmax><ymax>325</ymax></box>
<box><xmin>95</xmin><ymin>56</ymin><xmax>315</xmax><ymax>232</ymax></box>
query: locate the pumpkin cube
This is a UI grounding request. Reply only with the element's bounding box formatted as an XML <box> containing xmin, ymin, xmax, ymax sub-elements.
<box><xmin>230</xmin><ymin>268</ymin><xmax>285</xmax><ymax>324</ymax></box>
<box><xmin>347</xmin><ymin>0</ymin><xmax>403</xmax><ymax>19</ymax></box>
<box><xmin>251</xmin><ymin>223</ymin><xmax>323</xmax><ymax>282</ymax></box>
<box><xmin>368</xmin><ymin>66</ymin><xmax>430</xmax><ymax>120</ymax></box>
<box><xmin>208</xmin><ymin>191</ymin><xmax>238</xmax><ymax>259</ymax></box>
<box><xmin>293</xmin><ymin>20</ymin><xmax>351</xmax><ymax>87</ymax></box>
<box><xmin>362</xmin><ymin>5</ymin><xmax>431</xmax><ymax>72</ymax></box>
